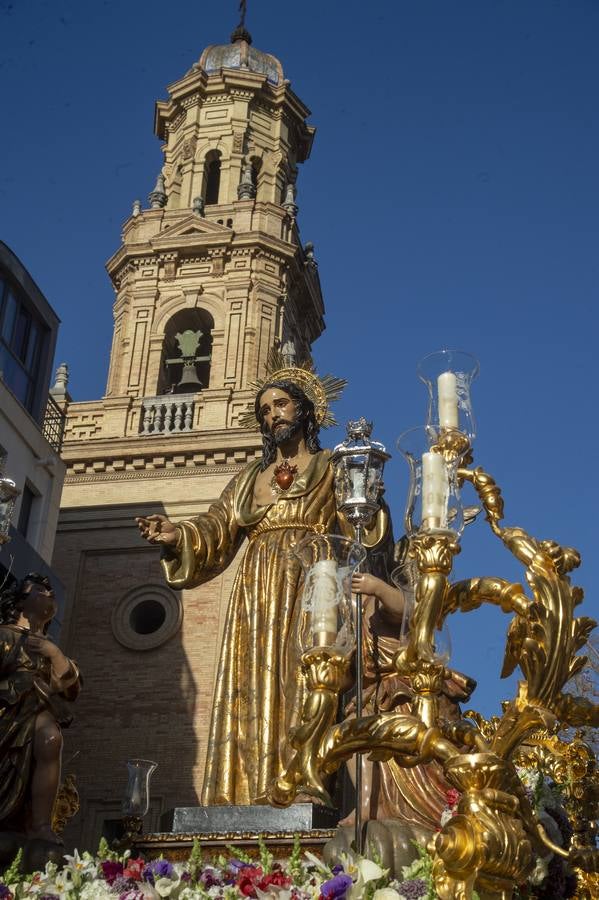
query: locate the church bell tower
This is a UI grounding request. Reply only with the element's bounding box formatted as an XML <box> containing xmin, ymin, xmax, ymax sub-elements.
<box><xmin>53</xmin><ymin>23</ymin><xmax>325</xmax><ymax>848</ymax></box>
<box><xmin>103</xmin><ymin>25</ymin><xmax>323</xmax><ymax>433</ymax></box>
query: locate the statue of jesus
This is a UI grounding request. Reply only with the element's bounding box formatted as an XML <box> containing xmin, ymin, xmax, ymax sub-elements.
<box><xmin>137</xmin><ymin>373</ymin><xmax>390</xmax><ymax>806</ymax></box>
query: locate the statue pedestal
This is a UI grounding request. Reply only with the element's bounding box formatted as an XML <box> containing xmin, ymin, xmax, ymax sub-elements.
<box><xmin>136</xmin><ymin>804</ymin><xmax>339</xmax><ymax>861</ymax></box>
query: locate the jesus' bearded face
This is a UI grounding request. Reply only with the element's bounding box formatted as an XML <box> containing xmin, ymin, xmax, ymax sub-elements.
<box><xmin>258</xmin><ymin>388</ymin><xmax>303</xmax><ymax>445</ymax></box>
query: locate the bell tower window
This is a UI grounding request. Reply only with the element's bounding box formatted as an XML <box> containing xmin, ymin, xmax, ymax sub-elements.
<box><xmin>203</xmin><ymin>152</ymin><xmax>221</xmax><ymax>205</ymax></box>
<box><xmin>157</xmin><ymin>308</ymin><xmax>214</xmax><ymax>395</ymax></box>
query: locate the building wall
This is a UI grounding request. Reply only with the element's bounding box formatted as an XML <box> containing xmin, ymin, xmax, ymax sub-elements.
<box><xmin>0</xmin><ymin>381</ymin><xmax>66</xmax><ymax>565</ymax></box>
<box><xmin>0</xmin><ymin>242</ymin><xmax>66</xmax><ymax>600</ymax></box>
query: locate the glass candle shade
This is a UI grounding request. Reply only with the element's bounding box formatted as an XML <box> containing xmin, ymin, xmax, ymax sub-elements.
<box><xmin>390</xmin><ymin>562</ymin><xmax>417</xmax><ymax>646</ymax></box>
<box><xmin>332</xmin><ymin>418</ymin><xmax>390</xmax><ymax>526</ymax></box>
<box><xmin>417</xmin><ymin>350</ymin><xmax>479</xmax><ymax>442</ymax></box>
<box><xmin>397</xmin><ymin>426</ymin><xmax>465</xmax><ymax>536</ymax></box>
<box><xmin>391</xmin><ymin>564</ymin><xmax>452</xmax><ymax>664</ymax></box>
<box><xmin>294</xmin><ymin>533</ymin><xmax>366</xmax><ymax>653</ymax></box>
<box><xmin>122</xmin><ymin>758</ymin><xmax>157</xmax><ymax>817</ymax></box>
<box><xmin>0</xmin><ymin>475</ymin><xmax>19</xmax><ymax>545</ymax></box>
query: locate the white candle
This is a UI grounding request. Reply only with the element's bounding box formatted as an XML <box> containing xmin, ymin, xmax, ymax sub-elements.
<box><xmin>438</xmin><ymin>371</ymin><xmax>458</xmax><ymax>429</ymax></box>
<box><xmin>350</xmin><ymin>468</ymin><xmax>366</xmax><ymax>500</ymax></box>
<box><xmin>422</xmin><ymin>451</ymin><xmax>448</xmax><ymax>526</ymax></box>
<box><xmin>310</xmin><ymin>560</ymin><xmax>339</xmax><ymax>635</ymax></box>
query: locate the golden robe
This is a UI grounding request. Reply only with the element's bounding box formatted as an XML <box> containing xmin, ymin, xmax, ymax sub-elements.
<box><xmin>162</xmin><ymin>450</ymin><xmax>388</xmax><ymax>806</ymax></box>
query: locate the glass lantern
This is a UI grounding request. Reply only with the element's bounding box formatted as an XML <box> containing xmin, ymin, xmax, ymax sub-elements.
<box><xmin>331</xmin><ymin>418</ymin><xmax>390</xmax><ymax>528</ymax></box>
<box><xmin>417</xmin><ymin>350</ymin><xmax>479</xmax><ymax>442</ymax></box>
<box><xmin>397</xmin><ymin>426</ymin><xmax>465</xmax><ymax>536</ymax></box>
<box><xmin>122</xmin><ymin>759</ymin><xmax>157</xmax><ymax>817</ymax></box>
<box><xmin>0</xmin><ymin>473</ymin><xmax>19</xmax><ymax>546</ymax></box>
<box><xmin>293</xmin><ymin>533</ymin><xmax>366</xmax><ymax>653</ymax></box>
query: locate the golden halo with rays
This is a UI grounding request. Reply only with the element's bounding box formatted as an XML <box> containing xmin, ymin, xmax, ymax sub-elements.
<box><xmin>237</xmin><ymin>348</ymin><xmax>347</xmax><ymax>431</ymax></box>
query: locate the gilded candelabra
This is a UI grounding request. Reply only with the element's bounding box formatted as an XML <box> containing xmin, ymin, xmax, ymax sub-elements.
<box><xmin>269</xmin><ymin>351</ymin><xmax>599</xmax><ymax>899</ymax></box>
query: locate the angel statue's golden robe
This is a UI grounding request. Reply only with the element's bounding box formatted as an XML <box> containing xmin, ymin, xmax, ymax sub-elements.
<box><xmin>162</xmin><ymin>449</ymin><xmax>389</xmax><ymax>806</ymax></box>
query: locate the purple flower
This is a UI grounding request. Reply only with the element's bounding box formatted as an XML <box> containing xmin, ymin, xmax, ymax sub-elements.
<box><xmin>199</xmin><ymin>868</ymin><xmax>224</xmax><ymax>889</ymax></box>
<box><xmin>152</xmin><ymin>860</ymin><xmax>175</xmax><ymax>879</ymax></box>
<box><xmin>0</xmin><ymin>887</ymin><xmax>12</xmax><ymax>900</ymax></box>
<box><xmin>180</xmin><ymin>872</ymin><xmax>191</xmax><ymax>883</ymax></box>
<box><xmin>39</xmin><ymin>895</ymin><xmax>60</xmax><ymax>900</ymax></box>
<box><xmin>102</xmin><ymin>862</ymin><xmax>125</xmax><ymax>885</ymax></box>
<box><xmin>119</xmin><ymin>892</ymin><xmax>145</xmax><ymax>900</ymax></box>
<box><xmin>397</xmin><ymin>878</ymin><xmax>428</xmax><ymax>899</ymax></box>
<box><xmin>319</xmin><ymin>872</ymin><xmax>353</xmax><ymax>899</ymax></box>
<box><xmin>142</xmin><ymin>859</ymin><xmax>176</xmax><ymax>885</ymax></box>
<box><xmin>331</xmin><ymin>865</ymin><xmax>344</xmax><ymax>876</ymax></box>
<box><xmin>226</xmin><ymin>859</ymin><xmax>247</xmax><ymax>875</ymax></box>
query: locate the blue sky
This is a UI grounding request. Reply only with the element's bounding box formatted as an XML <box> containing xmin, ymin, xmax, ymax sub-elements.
<box><xmin>2</xmin><ymin>0</ymin><xmax>598</xmax><ymax>715</ymax></box>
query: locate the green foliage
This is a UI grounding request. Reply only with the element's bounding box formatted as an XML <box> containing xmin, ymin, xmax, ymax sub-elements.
<box><xmin>188</xmin><ymin>838</ymin><xmax>203</xmax><ymax>885</ymax></box>
<box><xmin>96</xmin><ymin>835</ymin><xmax>120</xmax><ymax>862</ymax></box>
<box><xmin>2</xmin><ymin>849</ymin><xmax>23</xmax><ymax>883</ymax></box>
<box><xmin>257</xmin><ymin>835</ymin><xmax>273</xmax><ymax>874</ymax></box>
<box><xmin>366</xmin><ymin>840</ymin><xmax>383</xmax><ymax>867</ymax></box>
<box><xmin>401</xmin><ymin>842</ymin><xmax>435</xmax><ymax>900</ymax></box>
<box><xmin>288</xmin><ymin>833</ymin><xmax>304</xmax><ymax>882</ymax></box>
<box><xmin>224</xmin><ymin>844</ymin><xmax>253</xmax><ymax>864</ymax></box>
<box><xmin>364</xmin><ymin>876</ymin><xmax>387</xmax><ymax>899</ymax></box>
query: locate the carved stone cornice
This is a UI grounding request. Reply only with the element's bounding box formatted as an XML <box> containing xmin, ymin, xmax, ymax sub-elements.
<box><xmin>65</xmin><ymin>462</ymin><xmax>252</xmax><ymax>483</ymax></box>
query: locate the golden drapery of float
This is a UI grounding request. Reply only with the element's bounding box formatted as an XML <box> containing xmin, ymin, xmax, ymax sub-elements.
<box><xmin>358</xmin><ymin>602</ymin><xmax>476</xmax><ymax>831</ymax></box>
<box><xmin>161</xmin><ymin>450</ymin><xmax>389</xmax><ymax>805</ymax></box>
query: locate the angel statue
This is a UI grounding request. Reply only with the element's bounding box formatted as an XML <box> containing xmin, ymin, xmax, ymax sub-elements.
<box><xmin>0</xmin><ymin>573</ymin><xmax>81</xmax><ymax>851</ymax></box>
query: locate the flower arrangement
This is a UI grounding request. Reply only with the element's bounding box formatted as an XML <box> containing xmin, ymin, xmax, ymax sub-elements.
<box><xmin>0</xmin><ymin>838</ymin><xmax>433</xmax><ymax>900</ymax></box>
<box><xmin>513</xmin><ymin>767</ymin><xmax>577</xmax><ymax>899</ymax></box>
<box><xmin>0</xmin><ymin>763</ymin><xmax>579</xmax><ymax>900</ymax></box>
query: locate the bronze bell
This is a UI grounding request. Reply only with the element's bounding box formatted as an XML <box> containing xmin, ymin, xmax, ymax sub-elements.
<box><xmin>173</xmin><ymin>362</ymin><xmax>203</xmax><ymax>393</ymax></box>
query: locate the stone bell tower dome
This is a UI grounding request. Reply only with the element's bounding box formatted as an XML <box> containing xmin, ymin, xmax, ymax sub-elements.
<box><xmin>53</xmin><ymin>25</ymin><xmax>326</xmax><ymax>849</ymax></box>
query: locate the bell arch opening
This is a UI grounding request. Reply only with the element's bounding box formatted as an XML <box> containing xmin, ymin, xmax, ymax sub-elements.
<box><xmin>157</xmin><ymin>308</ymin><xmax>214</xmax><ymax>395</ymax></box>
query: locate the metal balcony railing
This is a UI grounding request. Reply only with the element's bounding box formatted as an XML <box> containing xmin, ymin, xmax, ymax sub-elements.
<box><xmin>43</xmin><ymin>394</ymin><xmax>66</xmax><ymax>453</ymax></box>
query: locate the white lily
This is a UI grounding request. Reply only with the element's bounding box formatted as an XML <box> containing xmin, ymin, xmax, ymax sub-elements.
<box><xmin>55</xmin><ymin>870</ymin><xmax>75</xmax><ymax>891</ymax></box>
<box><xmin>303</xmin><ymin>851</ymin><xmax>331</xmax><ymax>874</ymax></box>
<box><xmin>347</xmin><ymin>858</ymin><xmax>388</xmax><ymax>898</ymax></box>
<box><xmin>64</xmin><ymin>849</ymin><xmax>97</xmax><ymax>880</ymax></box>
<box><xmin>154</xmin><ymin>877</ymin><xmax>182</xmax><ymax>898</ymax></box>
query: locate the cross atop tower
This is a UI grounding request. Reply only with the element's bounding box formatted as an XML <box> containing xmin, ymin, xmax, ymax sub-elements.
<box><xmin>231</xmin><ymin>0</ymin><xmax>252</xmax><ymax>44</ymax></box>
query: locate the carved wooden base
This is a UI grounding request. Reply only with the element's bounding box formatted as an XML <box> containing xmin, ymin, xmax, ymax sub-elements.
<box><xmin>135</xmin><ymin>829</ymin><xmax>336</xmax><ymax>861</ymax></box>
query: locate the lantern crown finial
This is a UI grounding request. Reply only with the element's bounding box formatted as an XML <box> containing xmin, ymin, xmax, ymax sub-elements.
<box><xmin>346</xmin><ymin>417</ymin><xmax>373</xmax><ymax>440</ymax></box>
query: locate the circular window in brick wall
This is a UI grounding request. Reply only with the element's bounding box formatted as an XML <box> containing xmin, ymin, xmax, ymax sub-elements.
<box><xmin>112</xmin><ymin>585</ymin><xmax>182</xmax><ymax>650</ymax></box>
